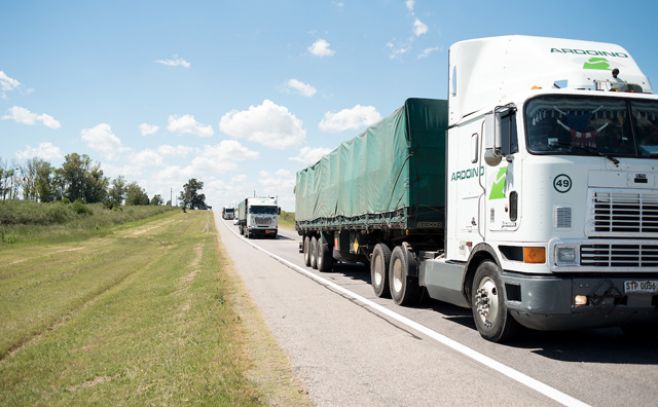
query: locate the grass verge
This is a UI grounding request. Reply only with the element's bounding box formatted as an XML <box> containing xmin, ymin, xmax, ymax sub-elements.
<box><xmin>0</xmin><ymin>210</ymin><xmax>305</xmax><ymax>405</ymax></box>
<box><xmin>0</xmin><ymin>201</ymin><xmax>176</xmax><ymax>246</ymax></box>
<box><xmin>279</xmin><ymin>210</ymin><xmax>295</xmax><ymax>230</ymax></box>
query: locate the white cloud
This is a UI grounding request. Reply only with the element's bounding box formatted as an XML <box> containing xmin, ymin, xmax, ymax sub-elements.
<box><xmin>2</xmin><ymin>106</ymin><xmax>61</xmax><ymax>129</ymax></box>
<box><xmin>167</xmin><ymin>114</ymin><xmax>214</xmax><ymax>138</ymax></box>
<box><xmin>405</xmin><ymin>0</ymin><xmax>415</xmax><ymax>13</ymax></box>
<box><xmin>413</xmin><ymin>18</ymin><xmax>428</xmax><ymax>36</ymax></box>
<box><xmin>139</xmin><ymin>123</ymin><xmax>159</xmax><ymax>136</ymax></box>
<box><xmin>132</xmin><ymin>149</ymin><xmax>163</xmax><ymax>167</ymax></box>
<box><xmin>287</xmin><ymin>78</ymin><xmax>317</xmax><ymax>97</ymax></box>
<box><xmin>319</xmin><ymin>105</ymin><xmax>382</xmax><ymax>132</ymax></box>
<box><xmin>0</xmin><ymin>71</ymin><xmax>20</xmax><ymax>98</ymax></box>
<box><xmin>290</xmin><ymin>146</ymin><xmax>332</xmax><ymax>166</ymax></box>
<box><xmin>258</xmin><ymin>169</ymin><xmax>296</xmax><ymax>209</ymax></box>
<box><xmin>16</xmin><ymin>142</ymin><xmax>63</xmax><ymax>161</ymax></box>
<box><xmin>308</xmin><ymin>39</ymin><xmax>336</xmax><ymax>57</ymax></box>
<box><xmin>157</xmin><ymin>144</ymin><xmax>194</xmax><ymax>157</ymax></box>
<box><xmin>219</xmin><ymin>99</ymin><xmax>306</xmax><ymax>149</ymax></box>
<box><xmin>386</xmin><ymin>41</ymin><xmax>410</xmax><ymax>59</ymax></box>
<box><xmin>81</xmin><ymin>123</ymin><xmax>123</xmax><ymax>159</ymax></box>
<box><xmin>155</xmin><ymin>55</ymin><xmax>191</xmax><ymax>68</ymax></box>
<box><xmin>418</xmin><ymin>46</ymin><xmax>440</xmax><ymax>59</ymax></box>
<box><xmin>189</xmin><ymin>140</ymin><xmax>259</xmax><ymax>173</ymax></box>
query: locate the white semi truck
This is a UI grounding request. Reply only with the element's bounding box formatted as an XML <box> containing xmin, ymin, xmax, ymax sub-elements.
<box><xmin>237</xmin><ymin>196</ymin><xmax>280</xmax><ymax>239</ymax></box>
<box><xmin>297</xmin><ymin>35</ymin><xmax>658</xmax><ymax>342</ymax></box>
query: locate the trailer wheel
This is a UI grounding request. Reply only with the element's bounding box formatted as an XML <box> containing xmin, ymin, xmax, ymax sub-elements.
<box><xmin>371</xmin><ymin>243</ymin><xmax>391</xmax><ymax>297</ymax></box>
<box><xmin>317</xmin><ymin>235</ymin><xmax>333</xmax><ymax>272</ymax></box>
<box><xmin>471</xmin><ymin>261</ymin><xmax>519</xmax><ymax>342</ymax></box>
<box><xmin>303</xmin><ymin>236</ymin><xmax>312</xmax><ymax>267</ymax></box>
<box><xmin>310</xmin><ymin>236</ymin><xmax>319</xmax><ymax>269</ymax></box>
<box><xmin>389</xmin><ymin>245</ymin><xmax>421</xmax><ymax>305</ymax></box>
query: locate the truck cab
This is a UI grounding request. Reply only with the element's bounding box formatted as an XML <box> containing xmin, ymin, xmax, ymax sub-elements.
<box><xmin>238</xmin><ymin>197</ymin><xmax>279</xmax><ymax>239</ymax></box>
<box><xmin>437</xmin><ymin>35</ymin><xmax>658</xmax><ymax>340</ymax></box>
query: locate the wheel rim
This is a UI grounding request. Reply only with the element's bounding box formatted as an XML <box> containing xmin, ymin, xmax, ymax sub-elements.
<box><xmin>318</xmin><ymin>244</ymin><xmax>323</xmax><ymax>267</ymax></box>
<box><xmin>392</xmin><ymin>258</ymin><xmax>403</xmax><ymax>293</ymax></box>
<box><xmin>475</xmin><ymin>276</ymin><xmax>500</xmax><ymax>328</ymax></box>
<box><xmin>373</xmin><ymin>254</ymin><xmax>383</xmax><ymax>286</ymax></box>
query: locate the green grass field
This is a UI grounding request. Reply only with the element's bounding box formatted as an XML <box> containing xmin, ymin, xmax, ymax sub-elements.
<box><xmin>279</xmin><ymin>210</ymin><xmax>295</xmax><ymax>230</ymax></box>
<box><xmin>0</xmin><ymin>210</ymin><xmax>307</xmax><ymax>406</ymax></box>
<box><xmin>0</xmin><ymin>200</ymin><xmax>175</xmax><ymax>246</ymax></box>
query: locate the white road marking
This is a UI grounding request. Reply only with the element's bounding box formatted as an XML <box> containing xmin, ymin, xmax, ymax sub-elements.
<box><xmin>220</xmin><ymin>218</ymin><xmax>589</xmax><ymax>407</ymax></box>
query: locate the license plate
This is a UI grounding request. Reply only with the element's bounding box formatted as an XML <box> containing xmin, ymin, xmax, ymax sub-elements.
<box><xmin>624</xmin><ymin>280</ymin><xmax>658</xmax><ymax>294</ymax></box>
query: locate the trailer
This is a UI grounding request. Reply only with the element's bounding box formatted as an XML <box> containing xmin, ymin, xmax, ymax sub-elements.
<box><xmin>296</xmin><ymin>35</ymin><xmax>658</xmax><ymax>342</ymax></box>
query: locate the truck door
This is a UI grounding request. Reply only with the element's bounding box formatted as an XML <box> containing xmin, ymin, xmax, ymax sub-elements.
<box><xmin>447</xmin><ymin>119</ymin><xmax>486</xmax><ymax>261</ymax></box>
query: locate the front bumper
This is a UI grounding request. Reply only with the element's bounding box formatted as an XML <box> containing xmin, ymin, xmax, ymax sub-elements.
<box><xmin>502</xmin><ymin>271</ymin><xmax>658</xmax><ymax>330</ymax></box>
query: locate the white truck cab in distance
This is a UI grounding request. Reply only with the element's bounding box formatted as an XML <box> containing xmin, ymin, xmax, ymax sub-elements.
<box><xmin>237</xmin><ymin>196</ymin><xmax>279</xmax><ymax>239</ymax></box>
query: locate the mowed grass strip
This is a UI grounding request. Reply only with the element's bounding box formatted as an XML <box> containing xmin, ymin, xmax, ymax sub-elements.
<box><xmin>0</xmin><ymin>211</ymin><xmax>264</xmax><ymax>406</ymax></box>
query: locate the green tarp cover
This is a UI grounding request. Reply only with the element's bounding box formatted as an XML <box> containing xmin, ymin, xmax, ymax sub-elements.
<box><xmin>295</xmin><ymin>98</ymin><xmax>448</xmax><ymax>229</ymax></box>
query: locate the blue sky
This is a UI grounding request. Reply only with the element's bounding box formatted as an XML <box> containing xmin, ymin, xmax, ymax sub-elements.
<box><xmin>2</xmin><ymin>0</ymin><xmax>657</xmax><ymax>209</ymax></box>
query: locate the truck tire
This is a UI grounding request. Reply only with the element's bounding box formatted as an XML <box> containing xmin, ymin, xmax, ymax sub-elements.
<box><xmin>471</xmin><ymin>261</ymin><xmax>519</xmax><ymax>342</ymax></box>
<box><xmin>389</xmin><ymin>245</ymin><xmax>421</xmax><ymax>305</ymax></box>
<box><xmin>239</xmin><ymin>225</ymin><xmax>244</xmax><ymax>235</ymax></box>
<box><xmin>317</xmin><ymin>235</ymin><xmax>333</xmax><ymax>272</ymax></box>
<box><xmin>303</xmin><ymin>236</ymin><xmax>312</xmax><ymax>267</ymax></box>
<box><xmin>371</xmin><ymin>243</ymin><xmax>391</xmax><ymax>297</ymax></box>
<box><xmin>310</xmin><ymin>236</ymin><xmax>319</xmax><ymax>269</ymax></box>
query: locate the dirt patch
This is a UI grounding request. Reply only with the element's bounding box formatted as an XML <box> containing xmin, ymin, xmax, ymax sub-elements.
<box><xmin>66</xmin><ymin>375</ymin><xmax>113</xmax><ymax>393</ymax></box>
<box><xmin>8</xmin><ymin>247</ymin><xmax>85</xmax><ymax>266</ymax></box>
<box><xmin>213</xmin><ymin>214</ymin><xmax>310</xmax><ymax>406</ymax></box>
<box><xmin>177</xmin><ymin>245</ymin><xmax>203</xmax><ymax>318</ymax></box>
<box><xmin>126</xmin><ymin>218</ymin><xmax>178</xmax><ymax>237</ymax></box>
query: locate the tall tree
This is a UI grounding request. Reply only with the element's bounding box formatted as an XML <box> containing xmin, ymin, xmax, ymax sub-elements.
<box><xmin>107</xmin><ymin>176</ymin><xmax>126</xmax><ymax>208</ymax></box>
<box><xmin>181</xmin><ymin>178</ymin><xmax>207</xmax><ymax>210</ymax></box>
<box><xmin>56</xmin><ymin>153</ymin><xmax>92</xmax><ymax>202</ymax></box>
<box><xmin>150</xmin><ymin>194</ymin><xmax>163</xmax><ymax>206</ymax></box>
<box><xmin>125</xmin><ymin>182</ymin><xmax>149</xmax><ymax>205</ymax></box>
<box><xmin>35</xmin><ymin>160</ymin><xmax>54</xmax><ymax>202</ymax></box>
<box><xmin>84</xmin><ymin>165</ymin><xmax>108</xmax><ymax>203</ymax></box>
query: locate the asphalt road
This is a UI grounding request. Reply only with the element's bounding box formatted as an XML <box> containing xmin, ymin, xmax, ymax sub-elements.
<box><xmin>215</xmin><ymin>216</ymin><xmax>658</xmax><ymax>407</ymax></box>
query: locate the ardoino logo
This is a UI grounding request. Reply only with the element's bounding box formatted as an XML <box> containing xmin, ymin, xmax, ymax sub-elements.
<box><xmin>550</xmin><ymin>48</ymin><xmax>629</xmax><ymax>58</ymax></box>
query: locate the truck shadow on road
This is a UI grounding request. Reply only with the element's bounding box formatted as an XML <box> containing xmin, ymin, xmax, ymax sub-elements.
<box><xmin>331</xmin><ymin>264</ymin><xmax>658</xmax><ymax>365</ymax></box>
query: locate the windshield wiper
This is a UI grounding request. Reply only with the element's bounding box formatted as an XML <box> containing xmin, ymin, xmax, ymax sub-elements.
<box><xmin>569</xmin><ymin>145</ymin><xmax>620</xmax><ymax>167</ymax></box>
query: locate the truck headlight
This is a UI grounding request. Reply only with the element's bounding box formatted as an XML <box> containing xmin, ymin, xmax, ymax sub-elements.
<box><xmin>555</xmin><ymin>246</ymin><xmax>578</xmax><ymax>265</ymax></box>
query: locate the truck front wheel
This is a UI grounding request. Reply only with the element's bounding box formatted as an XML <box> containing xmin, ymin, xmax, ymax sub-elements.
<box><xmin>389</xmin><ymin>245</ymin><xmax>421</xmax><ymax>305</ymax></box>
<box><xmin>371</xmin><ymin>243</ymin><xmax>391</xmax><ymax>297</ymax></box>
<box><xmin>471</xmin><ymin>261</ymin><xmax>519</xmax><ymax>342</ymax></box>
<box><xmin>310</xmin><ymin>236</ymin><xmax>319</xmax><ymax>269</ymax></box>
<box><xmin>303</xmin><ymin>236</ymin><xmax>312</xmax><ymax>266</ymax></box>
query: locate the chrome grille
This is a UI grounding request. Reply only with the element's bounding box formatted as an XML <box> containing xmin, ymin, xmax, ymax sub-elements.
<box><xmin>254</xmin><ymin>217</ymin><xmax>272</xmax><ymax>226</ymax></box>
<box><xmin>580</xmin><ymin>244</ymin><xmax>658</xmax><ymax>267</ymax></box>
<box><xmin>590</xmin><ymin>191</ymin><xmax>658</xmax><ymax>236</ymax></box>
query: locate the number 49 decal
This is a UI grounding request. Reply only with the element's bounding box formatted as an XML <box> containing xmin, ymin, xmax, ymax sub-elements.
<box><xmin>553</xmin><ymin>174</ymin><xmax>572</xmax><ymax>193</ymax></box>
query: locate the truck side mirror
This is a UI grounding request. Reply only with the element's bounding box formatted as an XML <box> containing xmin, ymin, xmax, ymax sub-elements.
<box><xmin>484</xmin><ymin>113</ymin><xmax>503</xmax><ymax>166</ymax></box>
<box><xmin>484</xmin><ymin>105</ymin><xmax>517</xmax><ymax>166</ymax></box>
<box><xmin>278</xmin><ymin>207</ymin><xmax>281</xmax><ymax>215</ymax></box>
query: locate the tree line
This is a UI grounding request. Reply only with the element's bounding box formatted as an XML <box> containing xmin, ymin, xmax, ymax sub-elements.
<box><xmin>0</xmin><ymin>153</ymin><xmax>165</xmax><ymax>208</ymax></box>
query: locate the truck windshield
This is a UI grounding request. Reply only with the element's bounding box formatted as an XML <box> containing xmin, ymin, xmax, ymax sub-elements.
<box><xmin>249</xmin><ymin>206</ymin><xmax>277</xmax><ymax>215</ymax></box>
<box><xmin>525</xmin><ymin>95</ymin><xmax>658</xmax><ymax>158</ymax></box>
<box><xmin>225</xmin><ymin>209</ymin><xmax>234</xmax><ymax>214</ymax></box>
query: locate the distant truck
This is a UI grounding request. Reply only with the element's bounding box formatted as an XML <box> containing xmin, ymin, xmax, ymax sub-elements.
<box><xmin>222</xmin><ymin>207</ymin><xmax>235</xmax><ymax>220</ymax></box>
<box><xmin>296</xmin><ymin>35</ymin><xmax>658</xmax><ymax>342</ymax></box>
<box><xmin>237</xmin><ymin>196</ymin><xmax>280</xmax><ymax>239</ymax></box>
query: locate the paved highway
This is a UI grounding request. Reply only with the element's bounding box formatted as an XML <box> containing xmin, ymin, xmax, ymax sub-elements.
<box><xmin>215</xmin><ymin>215</ymin><xmax>658</xmax><ymax>407</ymax></box>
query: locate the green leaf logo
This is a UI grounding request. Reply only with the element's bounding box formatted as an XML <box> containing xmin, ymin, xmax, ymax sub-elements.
<box><xmin>583</xmin><ymin>57</ymin><xmax>610</xmax><ymax>70</ymax></box>
<box><xmin>489</xmin><ymin>167</ymin><xmax>507</xmax><ymax>200</ymax></box>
